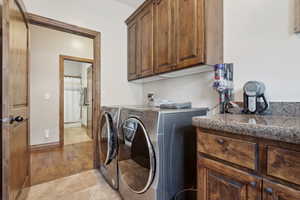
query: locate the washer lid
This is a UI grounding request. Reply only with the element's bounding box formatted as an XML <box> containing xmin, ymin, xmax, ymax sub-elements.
<box><xmin>99</xmin><ymin>112</ymin><xmax>117</xmax><ymax>166</ymax></box>
<box><xmin>118</xmin><ymin>118</ymin><xmax>156</xmax><ymax>194</ymax></box>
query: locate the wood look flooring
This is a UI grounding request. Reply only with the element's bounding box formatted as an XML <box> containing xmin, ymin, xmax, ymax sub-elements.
<box><xmin>20</xmin><ymin>170</ymin><xmax>121</xmax><ymax>200</ymax></box>
<box><xmin>64</xmin><ymin>127</ymin><xmax>92</xmax><ymax>145</ymax></box>
<box><xmin>30</xmin><ymin>141</ymin><xmax>93</xmax><ymax>185</ymax></box>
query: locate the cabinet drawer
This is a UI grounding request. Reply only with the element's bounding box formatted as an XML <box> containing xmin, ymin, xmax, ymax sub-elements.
<box><xmin>263</xmin><ymin>179</ymin><xmax>300</xmax><ymax>200</ymax></box>
<box><xmin>197</xmin><ymin>130</ymin><xmax>258</xmax><ymax>170</ymax></box>
<box><xmin>267</xmin><ymin>146</ymin><xmax>300</xmax><ymax>185</ymax></box>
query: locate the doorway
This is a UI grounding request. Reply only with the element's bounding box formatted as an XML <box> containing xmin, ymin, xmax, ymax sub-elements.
<box><xmin>26</xmin><ymin>14</ymin><xmax>101</xmax><ymax>186</ymax></box>
<box><xmin>60</xmin><ymin>56</ymin><xmax>94</xmax><ymax>146</ymax></box>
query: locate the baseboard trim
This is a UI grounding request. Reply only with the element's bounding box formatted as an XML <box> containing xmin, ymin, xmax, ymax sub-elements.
<box><xmin>16</xmin><ymin>175</ymin><xmax>31</xmax><ymax>199</ymax></box>
<box><xmin>82</xmin><ymin>124</ymin><xmax>87</xmax><ymax>129</ymax></box>
<box><xmin>30</xmin><ymin>142</ymin><xmax>61</xmax><ymax>152</ymax></box>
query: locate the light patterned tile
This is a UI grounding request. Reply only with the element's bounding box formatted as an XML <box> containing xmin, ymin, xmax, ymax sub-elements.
<box><xmin>88</xmin><ymin>185</ymin><xmax>121</xmax><ymax>200</ymax></box>
<box><xmin>79</xmin><ymin>170</ymin><xmax>103</xmax><ymax>188</ymax></box>
<box><xmin>24</xmin><ymin>170</ymin><xmax>120</xmax><ymax>200</ymax></box>
<box><xmin>56</xmin><ymin>188</ymin><xmax>93</xmax><ymax>200</ymax></box>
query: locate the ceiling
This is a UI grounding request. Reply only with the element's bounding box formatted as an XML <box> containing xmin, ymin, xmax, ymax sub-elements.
<box><xmin>113</xmin><ymin>0</ymin><xmax>144</xmax><ymax>8</ymax></box>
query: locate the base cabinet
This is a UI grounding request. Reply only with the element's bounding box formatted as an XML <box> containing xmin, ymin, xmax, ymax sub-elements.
<box><xmin>197</xmin><ymin>128</ymin><xmax>300</xmax><ymax>200</ymax></box>
<box><xmin>198</xmin><ymin>156</ymin><xmax>261</xmax><ymax>200</ymax></box>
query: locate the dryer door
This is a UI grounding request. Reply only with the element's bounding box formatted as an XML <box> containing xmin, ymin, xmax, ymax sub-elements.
<box><xmin>118</xmin><ymin>118</ymin><xmax>156</xmax><ymax>194</ymax></box>
<box><xmin>98</xmin><ymin>112</ymin><xmax>117</xmax><ymax>166</ymax></box>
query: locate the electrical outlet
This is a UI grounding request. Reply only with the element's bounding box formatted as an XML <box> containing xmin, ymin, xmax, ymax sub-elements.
<box><xmin>45</xmin><ymin>129</ymin><xmax>50</xmax><ymax>138</ymax></box>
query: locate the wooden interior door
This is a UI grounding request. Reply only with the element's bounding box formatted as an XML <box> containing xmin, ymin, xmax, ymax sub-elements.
<box><xmin>87</xmin><ymin>66</ymin><xmax>93</xmax><ymax>139</ymax></box>
<box><xmin>137</xmin><ymin>3</ymin><xmax>154</xmax><ymax>77</ymax></box>
<box><xmin>263</xmin><ymin>179</ymin><xmax>300</xmax><ymax>200</ymax></box>
<box><xmin>1</xmin><ymin>0</ymin><xmax>30</xmax><ymax>200</ymax></box>
<box><xmin>154</xmin><ymin>0</ymin><xmax>176</xmax><ymax>73</ymax></box>
<box><xmin>198</xmin><ymin>156</ymin><xmax>262</xmax><ymax>200</ymax></box>
<box><xmin>175</xmin><ymin>0</ymin><xmax>205</xmax><ymax>69</ymax></box>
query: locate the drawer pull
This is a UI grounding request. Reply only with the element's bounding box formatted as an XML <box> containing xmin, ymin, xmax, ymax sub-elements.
<box><xmin>217</xmin><ymin>138</ymin><xmax>225</xmax><ymax>145</ymax></box>
<box><xmin>265</xmin><ymin>187</ymin><xmax>273</xmax><ymax>194</ymax></box>
<box><xmin>249</xmin><ymin>181</ymin><xmax>257</xmax><ymax>187</ymax></box>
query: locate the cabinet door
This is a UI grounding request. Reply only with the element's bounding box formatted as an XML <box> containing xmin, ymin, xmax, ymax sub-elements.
<box><xmin>263</xmin><ymin>179</ymin><xmax>300</xmax><ymax>200</ymax></box>
<box><xmin>198</xmin><ymin>156</ymin><xmax>262</xmax><ymax>200</ymax></box>
<box><xmin>176</xmin><ymin>0</ymin><xmax>205</xmax><ymax>69</ymax></box>
<box><xmin>127</xmin><ymin>20</ymin><xmax>139</xmax><ymax>80</ymax></box>
<box><xmin>154</xmin><ymin>0</ymin><xmax>176</xmax><ymax>73</ymax></box>
<box><xmin>138</xmin><ymin>3</ymin><xmax>154</xmax><ymax>77</ymax></box>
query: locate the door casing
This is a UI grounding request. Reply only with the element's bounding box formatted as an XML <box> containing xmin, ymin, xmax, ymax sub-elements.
<box><xmin>26</xmin><ymin>13</ymin><xmax>101</xmax><ymax>169</ymax></box>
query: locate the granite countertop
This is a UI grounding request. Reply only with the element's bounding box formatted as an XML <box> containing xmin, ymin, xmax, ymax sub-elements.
<box><xmin>192</xmin><ymin>114</ymin><xmax>300</xmax><ymax>144</ymax></box>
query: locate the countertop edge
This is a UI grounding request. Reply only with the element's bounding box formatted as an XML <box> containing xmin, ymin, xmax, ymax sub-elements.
<box><xmin>192</xmin><ymin>116</ymin><xmax>300</xmax><ymax>145</ymax></box>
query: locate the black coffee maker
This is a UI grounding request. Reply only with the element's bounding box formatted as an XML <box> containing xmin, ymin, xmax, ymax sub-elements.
<box><xmin>243</xmin><ymin>81</ymin><xmax>269</xmax><ymax>114</ymax></box>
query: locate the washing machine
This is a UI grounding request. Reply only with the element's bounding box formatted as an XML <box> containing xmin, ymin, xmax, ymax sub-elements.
<box><xmin>97</xmin><ymin>106</ymin><xmax>120</xmax><ymax>190</ymax></box>
<box><xmin>117</xmin><ymin>106</ymin><xmax>208</xmax><ymax>200</ymax></box>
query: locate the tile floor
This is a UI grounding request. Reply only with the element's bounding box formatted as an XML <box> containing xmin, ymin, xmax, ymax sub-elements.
<box><xmin>64</xmin><ymin>127</ymin><xmax>92</xmax><ymax>145</ymax></box>
<box><xmin>21</xmin><ymin>170</ymin><xmax>121</xmax><ymax>200</ymax></box>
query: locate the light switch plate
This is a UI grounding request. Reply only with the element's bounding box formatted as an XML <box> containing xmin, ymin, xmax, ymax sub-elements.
<box><xmin>44</xmin><ymin>93</ymin><xmax>51</xmax><ymax>100</ymax></box>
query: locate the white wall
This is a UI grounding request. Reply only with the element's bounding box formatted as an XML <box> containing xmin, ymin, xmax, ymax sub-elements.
<box><xmin>30</xmin><ymin>25</ymin><xmax>93</xmax><ymax>145</ymax></box>
<box><xmin>142</xmin><ymin>72</ymin><xmax>218</xmax><ymax>108</ymax></box>
<box><xmin>24</xmin><ymin>0</ymin><xmax>143</xmax><ymax>107</ymax></box>
<box><xmin>64</xmin><ymin>60</ymin><xmax>83</xmax><ymax>77</ymax></box>
<box><xmin>224</xmin><ymin>0</ymin><xmax>300</xmax><ymax>101</ymax></box>
<box><xmin>142</xmin><ymin>0</ymin><xmax>300</xmax><ymax>107</ymax></box>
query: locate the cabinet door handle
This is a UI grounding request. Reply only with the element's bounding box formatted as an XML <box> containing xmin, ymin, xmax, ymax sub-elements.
<box><xmin>264</xmin><ymin>187</ymin><xmax>273</xmax><ymax>194</ymax></box>
<box><xmin>249</xmin><ymin>181</ymin><xmax>257</xmax><ymax>188</ymax></box>
<box><xmin>217</xmin><ymin>138</ymin><xmax>225</xmax><ymax>145</ymax></box>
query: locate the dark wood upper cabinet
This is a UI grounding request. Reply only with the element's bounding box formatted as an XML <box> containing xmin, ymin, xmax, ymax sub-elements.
<box><xmin>198</xmin><ymin>156</ymin><xmax>262</xmax><ymax>200</ymax></box>
<box><xmin>126</xmin><ymin>0</ymin><xmax>223</xmax><ymax>81</ymax></box>
<box><xmin>138</xmin><ymin>3</ymin><xmax>154</xmax><ymax>77</ymax></box>
<box><xmin>176</xmin><ymin>0</ymin><xmax>205</xmax><ymax>70</ymax></box>
<box><xmin>127</xmin><ymin>20</ymin><xmax>139</xmax><ymax>80</ymax></box>
<box><xmin>154</xmin><ymin>0</ymin><xmax>176</xmax><ymax>73</ymax></box>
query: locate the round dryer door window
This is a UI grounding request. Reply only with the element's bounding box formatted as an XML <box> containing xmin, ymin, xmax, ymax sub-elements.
<box><xmin>98</xmin><ymin>112</ymin><xmax>117</xmax><ymax>166</ymax></box>
<box><xmin>118</xmin><ymin>118</ymin><xmax>155</xmax><ymax>194</ymax></box>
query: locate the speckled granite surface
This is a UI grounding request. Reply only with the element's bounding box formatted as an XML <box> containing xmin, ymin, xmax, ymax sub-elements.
<box><xmin>193</xmin><ymin>114</ymin><xmax>300</xmax><ymax>144</ymax></box>
<box><xmin>235</xmin><ymin>102</ymin><xmax>300</xmax><ymax>117</ymax></box>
